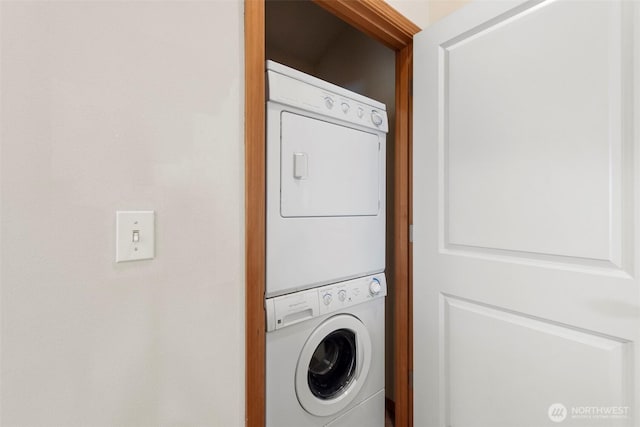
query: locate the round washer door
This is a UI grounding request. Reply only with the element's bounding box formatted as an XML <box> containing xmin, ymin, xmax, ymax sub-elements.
<box><xmin>295</xmin><ymin>314</ymin><xmax>372</xmax><ymax>417</ymax></box>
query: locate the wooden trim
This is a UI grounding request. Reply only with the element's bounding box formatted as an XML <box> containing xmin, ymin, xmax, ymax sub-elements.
<box><xmin>393</xmin><ymin>43</ymin><xmax>413</xmax><ymax>427</ymax></box>
<box><xmin>245</xmin><ymin>2</ymin><xmax>418</xmax><ymax>426</ymax></box>
<box><xmin>313</xmin><ymin>0</ymin><xmax>420</xmax><ymax>50</ymax></box>
<box><xmin>407</xmin><ymin>45</ymin><xmax>415</xmax><ymax>427</ymax></box>
<box><xmin>244</xmin><ymin>1</ymin><xmax>266</xmax><ymax>426</ymax></box>
<box><xmin>385</xmin><ymin>397</ymin><xmax>396</xmax><ymax>418</ymax></box>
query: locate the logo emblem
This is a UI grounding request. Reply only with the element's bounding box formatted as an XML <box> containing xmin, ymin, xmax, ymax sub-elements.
<box><xmin>548</xmin><ymin>403</ymin><xmax>567</xmax><ymax>423</ymax></box>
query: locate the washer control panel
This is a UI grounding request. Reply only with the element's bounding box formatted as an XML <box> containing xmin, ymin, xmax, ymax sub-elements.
<box><xmin>266</xmin><ymin>273</ymin><xmax>387</xmax><ymax>332</ymax></box>
<box><xmin>317</xmin><ymin>274</ymin><xmax>386</xmax><ymax>316</ymax></box>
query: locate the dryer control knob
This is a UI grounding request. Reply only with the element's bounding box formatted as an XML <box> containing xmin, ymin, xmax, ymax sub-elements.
<box><xmin>338</xmin><ymin>290</ymin><xmax>347</xmax><ymax>302</ymax></box>
<box><xmin>369</xmin><ymin>278</ymin><xmax>382</xmax><ymax>295</ymax></box>
<box><xmin>323</xmin><ymin>293</ymin><xmax>333</xmax><ymax>305</ymax></box>
<box><xmin>325</xmin><ymin>97</ymin><xmax>334</xmax><ymax>109</ymax></box>
<box><xmin>371</xmin><ymin>111</ymin><xmax>383</xmax><ymax>126</ymax></box>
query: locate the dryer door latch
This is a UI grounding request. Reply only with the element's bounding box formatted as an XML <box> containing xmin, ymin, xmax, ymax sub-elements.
<box><xmin>293</xmin><ymin>152</ymin><xmax>308</xmax><ymax>179</ymax></box>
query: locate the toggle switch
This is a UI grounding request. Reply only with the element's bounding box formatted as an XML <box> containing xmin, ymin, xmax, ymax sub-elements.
<box><xmin>116</xmin><ymin>211</ymin><xmax>154</xmax><ymax>262</ymax></box>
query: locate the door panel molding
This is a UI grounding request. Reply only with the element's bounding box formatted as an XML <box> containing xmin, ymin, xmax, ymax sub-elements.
<box><xmin>440</xmin><ymin>294</ymin><xmax>633</xmax><ymax>427</ymax></box>
<box><xmin>435</xmin><ymin>0</ymin><xmax>635</xmax><ymax>275</ymax></box>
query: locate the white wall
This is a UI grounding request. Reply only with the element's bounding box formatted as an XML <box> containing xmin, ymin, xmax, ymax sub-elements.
<box><xmin>0</xmin><ymin>1</ymin><xmax>245</xmax><ymax>426</ymax></box>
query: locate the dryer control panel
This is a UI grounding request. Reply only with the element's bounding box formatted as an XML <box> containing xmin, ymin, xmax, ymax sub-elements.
<box><xmin>266</xmin><ymin>274</ymin><xmax>387</xmax><ymax>332</ymax></box>
<box><xmin>267</xmin><ymin>60</ymin><xmax>389</xmax><ymax>133</ymax></box>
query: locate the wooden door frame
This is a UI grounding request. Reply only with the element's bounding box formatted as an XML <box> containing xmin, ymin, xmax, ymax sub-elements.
<box><xmin>244</xmin><ymin>1</ymin><xmax>419</xmax><ymax>426</ymax></box>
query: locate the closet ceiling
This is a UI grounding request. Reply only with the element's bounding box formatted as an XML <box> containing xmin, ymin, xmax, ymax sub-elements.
<box><xmin>265</xmin><ymin>0</ymin><xmax>351</xmax><ymax>66</ymax></box>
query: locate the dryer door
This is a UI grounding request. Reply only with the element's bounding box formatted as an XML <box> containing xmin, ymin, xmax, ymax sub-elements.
<box><xmin>280</xmin><ymin>112</ymin><xmax>381</xmax><ymax>218</ymax></box>
<box><xmin>295</xmin><ymin>314</ymin><xmax>372</xmax><ymax>417</ymax></box>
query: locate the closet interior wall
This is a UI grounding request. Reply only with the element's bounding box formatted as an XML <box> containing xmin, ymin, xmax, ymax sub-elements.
<box><xmin>265</xmin><ymin>0</ymin><xmax>397</xmax><ymax>401</ymax></box>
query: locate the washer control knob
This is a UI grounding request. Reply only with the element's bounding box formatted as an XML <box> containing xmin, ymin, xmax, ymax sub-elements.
<box><xmin>325</xmin><ymin>97</ymin><xmax>334</xmax><ymax>109</ymax></box>
<box><xmin>338</xmin><ymin>290</ymin><xmax>347</xmax><ymax>302</ymax></box>
<box><xmin>357</xmin><ymin>107</ymin><xmax>364</xmax><ymax>118</ymax></box>
<box><xmin>323</xmin><ymin>293</ymin><xmax>333</xmax><ymax>305</ymax></box>
<box><xmin>369</xmin><ymin>278</ymin><xmax>382</xmax><ymax>295</ymax></box>
<box><xmin>371</xmin><ymin>110</ymin><xmax>383</xmax><ymax>126</ymax></box>
<box><xmin>341</xmin><ymin>102</ymin><xmax>350</xmax><ymax>113</ymax></box>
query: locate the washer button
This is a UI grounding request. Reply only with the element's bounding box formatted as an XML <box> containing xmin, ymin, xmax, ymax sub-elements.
<box><xmin>325</xmin><ymin>97</ymin><xmax>334</xmax><ymax>109</ymax></box>
<box><xmin>341</xmin><ymin>102</ymin><xmax>350</xmax><ymax>113</ymax></box>
<box><xmin>323</xmin><ymin>293</ymin><xmax>333</xmax><ymax>305</ymax></box>
<box><xmin>338</xmin><ymin>290</ymin><xmax>347</xmax><ymax>302</ymax></box>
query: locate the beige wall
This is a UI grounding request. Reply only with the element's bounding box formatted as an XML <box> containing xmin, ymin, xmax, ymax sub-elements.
<box><xmin>387</xmin><ymin>0</ymin><xmax>470</xmax><ymax>29</ymax></box>
<box><xmin>386</xmin><ymin>0</ymin><xmax>430</xmax><ymax>29</ymax></box>
<box><xmin>0</xmin><ymin>1</ymin><xmax>245</xmax><ymax>426</ymax></box>
<box><xmin>427</xmin><ymin>0</ymin><xmax>471</xmax><ymax>24</ymax></box>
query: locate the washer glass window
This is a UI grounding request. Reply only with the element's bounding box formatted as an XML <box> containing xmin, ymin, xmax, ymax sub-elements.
<box><xmin>296</xmin><ymin>314</ymin><xmax>372</xmax><ymax>417</ymax></box>
<box><xmin>307</xmin><ymin>329</ymin><xmax>356</xmax><ymax>399</ymax></box>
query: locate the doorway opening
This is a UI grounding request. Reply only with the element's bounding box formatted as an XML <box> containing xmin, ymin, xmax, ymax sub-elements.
<box><xmin>244</xmin><ymin>1</ymin><xmax>419</xmax><ymax>426</ymax></box>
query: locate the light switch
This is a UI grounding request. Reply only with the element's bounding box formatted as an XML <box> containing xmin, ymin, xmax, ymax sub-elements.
<box><xmin>116</xmin><ymin>211</ymin><xmax>154</xmax><ymax>262</ymax></box>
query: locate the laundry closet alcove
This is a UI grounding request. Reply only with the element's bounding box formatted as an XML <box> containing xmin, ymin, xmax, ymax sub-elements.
<box><xmin>244</xmin><ymin>1</ymin><xmax>419</xmax><ymax>426</ymax></box>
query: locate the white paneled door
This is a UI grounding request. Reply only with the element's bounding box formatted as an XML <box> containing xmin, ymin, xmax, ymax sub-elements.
<box><xmin>413</xmin><ymin>1</ymin><xmax>639</xmax><ymax>426</ymax></box>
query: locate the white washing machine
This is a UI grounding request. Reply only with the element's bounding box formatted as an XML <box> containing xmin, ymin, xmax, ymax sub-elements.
<box><xmin>266</xmin><ymin>61</ymin><xmax>388</xmax><ymax>297</ymax></box>
<box><xmin>266</xmin><ymin>273</ymin><xmax>386</xmax><ymax>427</ymax></box>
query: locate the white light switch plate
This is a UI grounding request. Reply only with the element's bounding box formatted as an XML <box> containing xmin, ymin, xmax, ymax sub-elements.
<box><xmin>116</xmin><ymin>211</ymin><xmax>155</xmax><ymax>262</ymax></box>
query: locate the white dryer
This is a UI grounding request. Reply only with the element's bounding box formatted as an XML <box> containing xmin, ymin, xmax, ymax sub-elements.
<box><xmin>265</xmin><ymin>273</ymin><xmax>386</xmax><ymax>427</ymax></box>
<box><xmin>266</xmin><ymin>61</ymin><xmax>388</xmax><ymax>297</ymax></box>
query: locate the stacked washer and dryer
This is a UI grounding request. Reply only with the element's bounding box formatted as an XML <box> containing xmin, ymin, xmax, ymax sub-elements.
<box><xmin>265</xmin><ymin>61</ymin><xmax>389</xmax><ymax>427</ymax></box>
